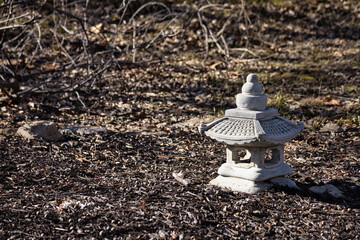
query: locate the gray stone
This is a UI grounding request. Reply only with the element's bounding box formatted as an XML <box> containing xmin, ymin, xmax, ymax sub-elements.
<box><xmin>319</xmin><ymin>123</ymin><xmax>342</xmax><ymax>133</ymax></box>
<box><xmin>210</xmin><ymin>176</ymin><xmax>273</xmax><ymax>194</ymax></box>
<box><xmin>17</xmin><ymin>121</ymin><xmax>62</xmax><ymax>141</ymax></box>
<box><xmin>61</xmin><ymin>125</ymin><xmax>108</xmax><ymax>136</ymax></box>
<box><xmin>270</xmin><ymin>177</ymin><xmax>300</xmax><ymax>190</ymax></box>
<box><xmin>218</xmin><ymin>162</ymin><xmax>293</xmax><ymax>181</ymax></box>
<box><xmin>309</xmin><ymin>184</ymin><xmax>344</xmax><ymax>198</ymax></box>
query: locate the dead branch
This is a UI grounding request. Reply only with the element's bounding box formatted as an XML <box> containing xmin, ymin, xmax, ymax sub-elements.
<box><xmin>240</xmin><ymin>0</ymin><xmax>250</xmax><ymax>58</ymax></box>
<box><xmin>0</xmin><ymin>0</ymin><xmax>248</xmax><ymax>103</ymax></box>
<box><xmin>196</xmin><ymin>3</ymin><xmax>237</xmax><ymax>63</ymax></box>
<box><xmin>197</xmin><ymin>9</ymin><xmax>209</xmax><ymax>64</ymax></box>
<box><xmin>127</xmin><ymin>1</ymin><xmax>172</xmax><ymax>62</ymax></box>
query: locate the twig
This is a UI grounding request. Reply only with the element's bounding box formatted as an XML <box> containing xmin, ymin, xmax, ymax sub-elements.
<box><xmin>128</xmin><ymin>2</ymin><xmax>171</xmax><ymax>24</ymax></box>
<box><xmin>111</xmin><ymin>0</ymin><xmax>128</xmax><ymax>54</ymax></box>
<box><xmin>216</xmin><ymin>16</ymin><xmax>232</xmax><ymax>38</ymax></box>
<box><xmin>220</xmin><ymin>34</ymin><xmax>229</xmax><ymax>59</ymax></box>
<box><xmin>172</xmin><ymin>171</ymin><xmax>190</xmax><ymax>186</ymax></box>
<box><xmin>75</xmin><ymin>91</ymin><xmax>88</xmax><ymax>110</ymax></box>
<box><xmin>128</xmin><ymin>1</ymin><xmax>171</xmax><ymax>62</ymax></box>
<box><xmin>208</xmin><ymin>27</ymin><xmax>226</xmax><ymax>56</ymax></box>
<box><xmin>52</xmin><ymin>18</ymin><xmax>76</xmax><ymax>66</ymax></box>
<box><xmin>0</xmin><ymin>11</ymin><xmax>30</xmax><ymax>24</ymax></box>
<box><xmin>40</xmin><ymin>2</ymin><xmax>90</xmax><ymax>43</ymax></box>
<box><xmin>0</xmin><ymin>23</ymin><xmax>24</xmax><ymax>30</ymax></box>
<box><xmin>196</xmin><ymin>3</ymin><xmax>231</xmax><ymax>63</ymax></box>
<box><xmin>197</xmin><ymin>10</ymin><xmax>209</xmax><ymax>64</ymax></box>
<box><xmin>65</xmin><ymin>58</ymin><xmax>113</xmax><ymax>92</ymax></box>
<box><xmin>0</xmin><ymin>63</ymin><xmax>15</xmax><ymax>76</ymax></box>
<box><xmin>0</xmin><ymin>15</ymin><xmax>35</xmax><ymax>30</ymax></box>
<box><xmin>230</xmin><ymin>48</ymin><xmax>258</xmax><ymax>57</ymax></box>
<box><xmin>34</xmin><ymin>23</ymin><xmax>43</xmax><ymax>52</ymax></box>
<box><xmin>15</xmin><ymin>75</ymin><xmax>55</xmax><ymax>96</ymax></box>
<box><xmin>240</xmin><ymin>0</ymin><xmax>249</xmax><ymax>59</ymax></box>
<box><xmin>132</xmin><ymin>20</ymin><xmax>136</xmax><ymax>62</ymax></box>
<box><xmin>145</xmin><ymin>13</ymin><xmax>181</xmax><ymax>49</ymax></box>
<box><xmin>198</xmin><ymin>4</ymin><xmax>222</xmax><ymax>12</ymax></box>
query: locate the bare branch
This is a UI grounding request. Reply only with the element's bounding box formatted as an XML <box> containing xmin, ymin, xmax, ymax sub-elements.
<box><xmin>197</xmin><ymin>10</ymin><xmax>209</xmax><ymax>64</ymax></box>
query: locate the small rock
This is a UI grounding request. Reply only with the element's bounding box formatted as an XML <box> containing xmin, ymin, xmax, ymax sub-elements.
<box><xmin>17</xmin><ymin>121</ymin><xmax>62</xmax><ymax>141</ymax></box>
<box><xmin>61</xmin><ymin>125</ymin><xmax>108</xmax><ymax>136</ymax></box>
<box><xmin>309</xmin><ymin>184</ymin><xmax>344</xmax><ymax>198</ymax></box>
<box><xmin>319</xmin><ymin>123</ymin><xmax>342</xmax><ymax>133</ymax></box>
<box><xmin>270</xmin><ymin>177</ymin><xmax>300</xmax><ymax>190</ymax></box>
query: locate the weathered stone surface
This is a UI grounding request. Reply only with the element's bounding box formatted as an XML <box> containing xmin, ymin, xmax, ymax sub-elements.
<box><xmin>199</xmin><ymin>74</ymin><xmax>304</xmax><ymax>146</ymax></box>
<box><xmin>218</xmin><ymin>162</ymin><xmax>292</xmax><ymax>181</ymax></box>
<box><xmin>319</xmin><ymin>123</ymin><xmax>342</xmax><ymax>133</ymax></box>
<box><xmin>199</xmin><ymin>74</ymin><xmax>303</xmax><ymax>194</ymax></box>
<box><xmin>61</xmin><ymin>125</ymin><xmax>108</xmax><ymax>136</ymax></box>
<box><xmin>210</xmin><ymin>176</ymin><xmax>273</xmax><ymax>194</ymax></box>
<box><xmin>270</xmin><ymin>177</ymin><xmax>300</xmax><ymax>190</ymax></box>
<box><xmin>309</xmin><ymin>184</ymin><xmax>344</xmax><ymax>198</ymax></box>
<box><xmin>236</xmin><ymin>74</ymin><xmax>267</xmax><ymax>111</ymax></box>
<box><xmin>17</xmin><ymin>121</ymin><xmax>62</xmax><ymax>141</ymax></box>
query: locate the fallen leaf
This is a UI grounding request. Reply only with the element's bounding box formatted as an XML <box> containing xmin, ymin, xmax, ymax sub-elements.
<box><xmin>209</xmin><ymin>62</ymin><xmax>222</xmax><ymax>69</ymax></box>
<box><xmin>90</xmin><ymin>23</ymin><xmax>103</xmax><ymax>34</ymax></box>
<box><xmin>315</xmin><ymin>95</ymin><xmax>341</xmax><ymax>105</ymax></box>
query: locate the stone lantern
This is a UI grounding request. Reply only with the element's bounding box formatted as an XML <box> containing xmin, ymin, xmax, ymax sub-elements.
<box><xmin>199</xmin><ymin>74</ymin><xmax>304</xmax><ymax>193</ymax></box>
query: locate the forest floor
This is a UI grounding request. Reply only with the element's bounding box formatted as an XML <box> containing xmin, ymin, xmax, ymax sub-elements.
<box><xmin>0</xmin><ymin>0</ymin><xmax>359</xmax><ymax>239</ymax></box>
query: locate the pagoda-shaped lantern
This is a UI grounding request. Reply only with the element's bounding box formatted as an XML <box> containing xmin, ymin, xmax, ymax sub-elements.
<box><xmin>199</xmin><ymin>74</ymin><xmax>304</xmax><ymax>193</ymax></box>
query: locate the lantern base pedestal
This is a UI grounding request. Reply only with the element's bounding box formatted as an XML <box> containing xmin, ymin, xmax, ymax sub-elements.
<box><xmin>218</xmin><ymin>163</ymin><xmax>292</xmax><ymax>181</ymax></box>
<box><xmin>210</xmin><ymin>176</ymin><xmax>299</xmax><ymax>194</ymax></box>
<box><xmin>210</xmin><ymin>176</ymin><xmax>273</xmax><ymax>194</ymax></box>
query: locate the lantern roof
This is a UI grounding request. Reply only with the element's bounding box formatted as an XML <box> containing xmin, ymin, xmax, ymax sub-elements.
<box><xmin>199</xmin><ymin>74</ymin><xmax>304</xmax><ymax>145</ymax></box>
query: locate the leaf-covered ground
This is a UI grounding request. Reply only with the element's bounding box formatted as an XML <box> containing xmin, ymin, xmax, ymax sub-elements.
<box><xmin>0</xmin><ymin>0</ymin><xmax>359</xmax><ymax>239</ymax></box>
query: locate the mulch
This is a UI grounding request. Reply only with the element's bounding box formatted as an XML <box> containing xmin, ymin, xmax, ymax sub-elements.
<box><xmin>0</xmin><ymin>126</ymin><xmax>359</xmax><ymax>239</ymax></box>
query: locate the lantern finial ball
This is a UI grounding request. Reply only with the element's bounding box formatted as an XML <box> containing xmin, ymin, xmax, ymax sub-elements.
<box><xmin>242</xmin><ymin>74</ymin><xmax>262</xmax><ymax>95</ymax></box>
<box><xmin>246</xmin><ymin>73</ymin><xmax>258</xmax><ymax>83</ymax></box>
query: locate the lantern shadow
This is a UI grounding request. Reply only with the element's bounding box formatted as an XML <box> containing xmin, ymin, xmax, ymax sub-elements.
<box><xmin>271</xmin><ymin>179</ymin><xmax>360</xmax><ymax>209</ymax></box>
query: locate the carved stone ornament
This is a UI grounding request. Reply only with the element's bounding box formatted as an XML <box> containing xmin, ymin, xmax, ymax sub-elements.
<box><xmin>199</xmin><ymin>74</ymin><xmax>304</xmax><ymax>193</ymax></box>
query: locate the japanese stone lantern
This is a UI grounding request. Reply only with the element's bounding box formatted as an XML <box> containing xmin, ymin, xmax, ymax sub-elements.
<box><xmin>199</xmin><ymin>74</ymin><xmax>304</xmax><ymax>193</ymax></box>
